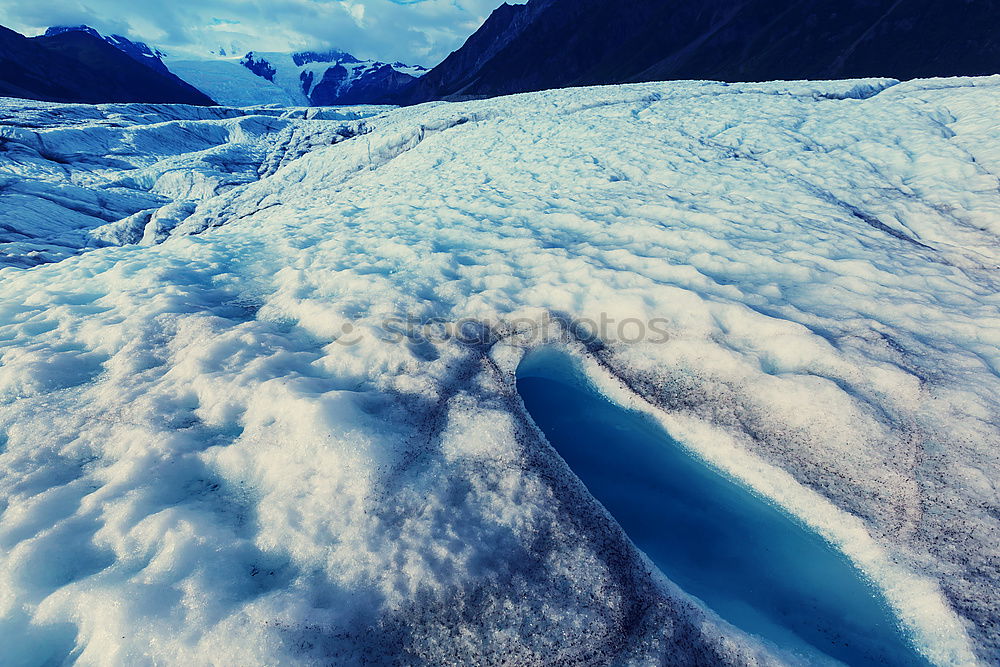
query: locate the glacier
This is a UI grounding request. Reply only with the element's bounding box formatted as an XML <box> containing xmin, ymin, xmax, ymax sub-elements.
<box><xmin>0</xmin><ymin>76</ymin><xmax>997</xmax><ymax>665</ymax></box>
<box><xmin>160</xmin><ymin>58</ymin><xmax>305</xmax><ymax>108</ymax></box>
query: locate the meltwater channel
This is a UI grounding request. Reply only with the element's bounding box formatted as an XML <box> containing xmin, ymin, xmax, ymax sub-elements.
<box><xmin>516</xmin><ymin>348</ymin><xmax>930</xmax><ymax>667</ymax></box>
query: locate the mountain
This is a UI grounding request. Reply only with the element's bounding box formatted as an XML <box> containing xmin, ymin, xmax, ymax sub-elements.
<box><xmin>238</xmin><ymin>50</ymin><xmax>427</xmax><ymax>105</ymax></box>
<box><xmin>40</xmin><ymin>26</ymin><xmax>424</xmax><ymax>107</ymax></box>
<box><xmin>39</xmin><ymin>25</ymin><xmax>284</xmax><ymax>108</ymax></box>
<box><xmin>0</xmin><ymin>25</ymin><xmax>214</xmax><ymax>105</ymax></box>
<box><xmin>399</xmin><ymin>0</ymin><xmax>1000</xmax><ymax>103</ymax></box>
<box><xmin>45</xmin><ymin>25</ymin><xmax>171</xmax><ymax>74</ymax></box>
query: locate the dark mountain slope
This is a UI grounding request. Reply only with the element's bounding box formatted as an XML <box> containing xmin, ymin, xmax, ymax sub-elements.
<box><xmin>403</xmin><ymin>0</ymin><xmax>552</xmax><ymax>102</ymax></box>
<box><xmin>0</xmin><ymin>25</ymin><xmax>215</xmax><ymax>105</ymax></box>
<box><xmin>309</xmin><ymin>62</ymin><xmax>421</xmax><ymax>105</ymax></box>
<box><xmin>45</xmin><ymin>25</ymin><xmax>172</xmax><ymax>75</ymax></box>
<box><xmin>400</xmin><ymin>0</ymin><xmax>1000</xmax><ymax>103</ymax></box>
<box><xmin>634</xmin><ymin>0</ymin><xmax>1000</xmax><ymax>83</ymax></box>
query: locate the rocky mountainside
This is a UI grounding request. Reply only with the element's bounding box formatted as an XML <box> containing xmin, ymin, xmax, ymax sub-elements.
<box><xmin>240</xmin><ymin>50</ymin><xmax>427</xmax><ymax>105</ymax></box>
<box><xmin>399</xmin><ymin>0</ymin><xmax>1000</xmax><ymax>103</ymax></box>
<box><xmin>0</xmin><ymin>25</ymin><xmax>215</xmax><ymax>105</ymax></box>
<box><xmin>44</xmin><ymin>25</ymin><xmax>171</xmax><ymax>74</ymax></box>
<box><xmin>32</xmin><ymin>26</ymin><xmax>425</xmax><ymax>107</ymax></box>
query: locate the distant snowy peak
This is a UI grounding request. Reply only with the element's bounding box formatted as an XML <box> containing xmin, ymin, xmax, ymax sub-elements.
<box><xmin>45</xmin><ymin>25</ymin><xmax>170</xmax><ymax>74</ymax></box>
<box><xmin>292</xmin><ymin>49</ymin><xmax>359</xmax><ymax>66</ymax></box>
<box><xmin>40</xmin><ymin>26</ymin><xmax>423</xmax><ymax>106</ymax></box>
<box><xmin>240</xmin><ymin>50</ymin><xmax>427</xmax><ymax>105</ymax></box>
<box><xmin>391</xmin><ymin>62</ymin><xmax>431</xmax><ymax>79</ymax></box>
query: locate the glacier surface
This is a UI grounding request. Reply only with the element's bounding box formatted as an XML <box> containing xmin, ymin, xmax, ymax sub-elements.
<box><xmin>0</xmin><ymin>76</ymin><xmax>998</xmax><ymax>665</ymax></box>
<box><xmin>162</xmin><ymin>58</ymin><xmax>305</xmax><ymax>108</ymax></box>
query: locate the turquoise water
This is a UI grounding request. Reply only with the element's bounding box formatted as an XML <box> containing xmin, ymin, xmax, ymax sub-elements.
<box><xmin>516</xmin><ymin>349</ymin><xmax>930</xmax><ymax>667</ymax></box>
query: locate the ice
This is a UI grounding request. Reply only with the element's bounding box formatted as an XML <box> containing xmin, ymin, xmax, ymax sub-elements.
<box><xmin>0</xmin><ymin>76</ymin><xmax>998</xmax><ymax>665</ymax></box>
<box><xmin>162</xmin><ymin>58</ymin><xmax>303</xmax><ymax>108</ymax></box>
<box><xmin>516</xmin><ymin>347</ymin><xmax>929</xmax><ymax>666</ymax></box>
<box><xmin>0</xmin><ymin>99</ymin><xmax>386</xmax><ymax>267</ymax></box>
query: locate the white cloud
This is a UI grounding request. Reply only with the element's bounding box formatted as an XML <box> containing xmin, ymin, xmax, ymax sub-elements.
<box><xmin>1</xmin><ymin>0</ymin><xmax>525</xmax><ymax>66</ymax></box>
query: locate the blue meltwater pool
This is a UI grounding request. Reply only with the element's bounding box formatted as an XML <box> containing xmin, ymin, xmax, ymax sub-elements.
<box><xmin>516</xmin><ymin>348</ymin><xmax>931</xmax><ymax>666</ymax></box>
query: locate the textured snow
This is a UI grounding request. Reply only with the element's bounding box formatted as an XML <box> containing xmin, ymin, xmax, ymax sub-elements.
<box><xmin>0</xmin><ymin>99</ymin><xmax>385</xmax><ymax>267</ymax></box>
<box><xmin>0</xmin><ymin>76</ymin><xmax>998</xmax><ymax>665</ymax></box>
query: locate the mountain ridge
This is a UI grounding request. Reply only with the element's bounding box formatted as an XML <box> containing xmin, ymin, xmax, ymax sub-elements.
<box><xmin>238</xmin><ymin>49</ymin><xmax>427</xmax><ymax>105</ymax></box>
<box><xmin>0</xmin><ymin>24</ymin><xmax>215</xmax><ymax>105</ymax></box>
<box><xmin>398</xmin><ymin>0</ymin><xmax>1000</xmax><ymax>103</ymax></box>
<box><xmin>45</xmin><ymin>25</ymin><xmax>171</xmax><ymax>74</ymax></box>
<box><xmin>29</xmin><ymin>25</ymin><xmax>426</xmax><ymax>107</ymax></box>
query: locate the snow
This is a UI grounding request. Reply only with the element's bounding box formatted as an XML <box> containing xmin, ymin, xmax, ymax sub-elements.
<box><xmin>160</xmin><ymin>50</ymin><xmax>426</xmax><ymax>108</ymax></box>
<box><xmin>0</xmin><ymin>100</ymin><xmax>386</xmax><ymax>267</ymax></box>
<box><xmin>393</xmin><ymin>64</ymin><xmax>429</xmax><ymax>79</ymax></box>
<box><xmin>240</xmin><ymin>51</ymin><xmax>425</xmax><ymax>105</ymax></box>
<box><xmin>245</xmin><ymin>52</ymin><xmax>316</xmax><ymax>105</ymax></box>
<box><xmin>163</xmin><ymin>58</ymin><xmax>303</xmax><ymax>107</ymax></box>
<box><xmin>0</xmin><ymin>76</ymin><xmax>999</xmax><ymax>665</ymax></box>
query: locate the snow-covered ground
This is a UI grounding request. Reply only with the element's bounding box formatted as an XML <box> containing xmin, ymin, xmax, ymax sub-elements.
<box><xmin>0</xmin><ymin>77</ymin><xmax>998</xmax><ymax>665</ymax></box>
<box><xmin>0</xmin><ymin>100</ymin><xmax>385</xmax><ymax>267</ymax></box>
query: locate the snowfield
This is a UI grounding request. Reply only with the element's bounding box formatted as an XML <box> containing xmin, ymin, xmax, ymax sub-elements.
<box><xmin>0</xmin><ymin>77</ymin><xmax>998</xmax><ymax>665</ymax></box>
<box><xmin>161</xmin><ymin>58</ymin><xmax>305</xmax><ymax>107</ymax></box>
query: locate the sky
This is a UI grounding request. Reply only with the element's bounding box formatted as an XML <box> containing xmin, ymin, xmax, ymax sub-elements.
<box><xmin>0</xmin><ymin>0</ymin><xmax>525</xmax><ymax>66</ymax></box>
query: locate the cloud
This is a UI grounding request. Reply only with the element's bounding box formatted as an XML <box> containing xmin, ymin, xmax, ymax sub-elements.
<box><xmin>0</xmin><ymin>0</ymin><xmax>525</xmax><ymax>66</ymax></box>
